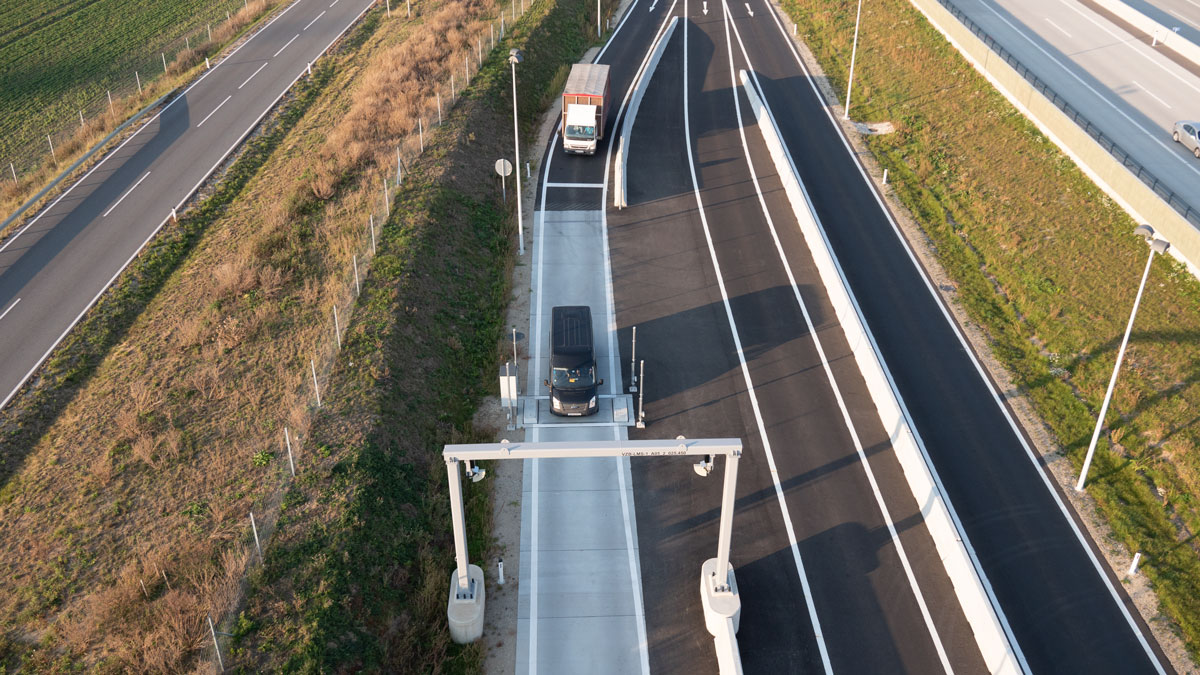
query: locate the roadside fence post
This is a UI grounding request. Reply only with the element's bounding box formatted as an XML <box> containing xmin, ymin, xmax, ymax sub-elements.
<box><xmin>311</xmin><ymin>359</ymin><xmax>322</xmax><ymax>407</ymax></box>
<box><xmin>307</xmin><ymin>62</ymin><xmax>312</xmax><ymax>76</ymax></box>
<box><xmin>250</xmin><ymin>511</ymin><xmax>262</xmax><ymax>558</ymax></box>
<box><xmin>419</xmin><ymin>118</ymin><xmax>424</xmax><ymax>152</ymax></box>
<box><xmin>477</xmin><ymin>38</ymin><xmax>482</xmax><ymax>66</ymax></box>
<box><xmin>285</xmin><ymin>427</ymin><xmax>296</xmax><ymax>477</ymax></box>
<box><xmin>208</xmin><ymin>614</ymin><xmax>225</xmax><ymax>672</ymax></box>
<box><xmin>333</xmin><ymin>305</ymin><xmax>342</xmax><ymax>348</ymax></box>
<box><xmin>383</xmin><ymin>178</ymin><xmax>390</xmax><ymax>217</ymax></box>
<box><xmin>107</xmin><ymin>90</ymin><xmax>114</xmax><ymax>115</ymax></box>
<box><xmin>386</xmin><ymin>0</ymin><xmax>392</xmax><ymax>16</ymax></box>
<box><xmin>491</xmin><ymin>23</ymin><xmax>495</xmax><ymax>49</ymax></box>
<box><xmin>139</xmin><ymin>578</ymin><xmax>149</xmax><ymax>598</ymax></box>
<box><xmin>162</xmin><ymin>52</ymin><xmax>168</xmax><ymax>72</ymax></box>
<box><xmin>407</xmin><ymin>0</ymin><xmax>411</xmax><ymax>17</ymax></box>
<box><xmin>136</xmin><ymin>71</ymin><xmax>142</xmax><ymax>94</ymax></box>
<box><xmin>353</xmin><ymin>255</ymin><xmax>361</xmax><ymax>295</ymax></box>
<box><xmin>629</xmin><ymin>326</ymin><xmax>638</xmax><ymax>392</ymax></box>
<box><xmin>370</xmin><ymin>215</ymin><xmax>377</xmax><ymax>254</ymax></box>
<box><xmin>186</xmin><ymin>36</ymin><xmax>190</xmax><ymax>50</ymax></box>
<box><xmin>207</xmin><ymin>22</ymin><xmax>212</xmax><ymax>41</ymax></box>
<box><xmin>396</xmin><ymin>147</ymin><xmax>402</xmax><ymax>184</ymax></box>
<box><xmin>636</xmin><ymin>359</ymin><xmax>646</xmax><ymax>428</ymax></box>
<box><xmin>156</xmin><ymin>562</ymin><xmax>171</xmax><ymax>590</ymax></box>
<box><xmin>1129</xmin><ymin>552</ymin><xmax>1142</xmax><ymax>576</ymax></box>
<box><xmin>9</xmin><ymin>162</ymin><xmax>16</xmax><ymax>184</ymax></box>
<box><xmin>451</xmin><ymin>73</ymin><xmax>456</xmax><ymax>99</ymax></box>
<box><xmin>437</xmin><ymin>92</ymin><xmax>442</xmax><ymax>125</ymax></box>
<box><xmin>47</xmin><ymin>135</ymin><xmax>57</xmax><ymax>165</ymax></box>
<box><xmin>78</xmin><ymin>110</ymin><xmax>85</xmax><ymax>129</ymax></box>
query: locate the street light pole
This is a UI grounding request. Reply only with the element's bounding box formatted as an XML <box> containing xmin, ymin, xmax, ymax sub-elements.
<box><xmin>1076</xmin><ymin>225</ymin><xmax>1170</xmax><ymax>491</ymax></box>
<box><xmin>598</xmin><ymin>0</ymin><xmax>602</xmax><ymax>37</ymax></box>
<box><xmin>509</xmin><ymin>49</ymin><xmax>525</xmax><ymax>256</ymax></box>
<box><xmin>844</xmin><ymin>0</ymin><xmax>864</xmax><ymax>120</ymax></box>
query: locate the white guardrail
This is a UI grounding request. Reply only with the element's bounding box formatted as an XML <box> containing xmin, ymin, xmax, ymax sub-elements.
<box><xmin>615</xmin><ymin>16</ymin><xmax>679</xmax><ymax>209</ymax></box>
<box><xmin>738</xmin><ymin>68</ymin><xmax>1025</xmax><ymax>675</ymax></box>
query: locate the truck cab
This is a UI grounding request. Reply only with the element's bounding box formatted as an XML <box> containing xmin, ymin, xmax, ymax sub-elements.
<box><xmin>564</xmin><ymin>104</ymin><xmax>600</xmax><ymax>155</ymax></box>
<box><xmin>545</xmin><ymin>306</ymin><xmax>603</xmax><ymax>416</ymax></box>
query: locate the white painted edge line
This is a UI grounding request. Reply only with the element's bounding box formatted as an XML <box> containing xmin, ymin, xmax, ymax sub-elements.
<box><xmin>0</xmin><ymin>0</ymin><xmax>377</xmax><ymax>412</ymax></box>
<box><xmin>0</xmin><ymin>0</ymin><xmax>311</xmax><ymax>256</ymax></box>
<box><xmin>239</xmin><ymin>62</ymin><xmax>270</xmax><ymax>89</ymax></box>
<box><xmin>735</xmin><ymin>60</ymin><xmax>1026</xmax><ymax>675</ymax></box>
<box><xmin>1131</xmin><ymin>79</ymin><xmax>1172</xmax><ymax>109</ymax></box>
<box><xmin>682</xmin><ymin>6</ymin><xmax>832</xmax><ymax>672</ymax></box>
<box><xmin>274</xmin><ymin>33</ymin><xmax>301</xmax><ymax>57</ymax></box>
<box><xmin>859</xmin><ymin>0</ymin><xmax>1172</xmax><ymax>669</ymax></box>
<box><xmin>530</xmin><ymin>431</ymin><xmax>540</xmax><ymax>675</ymax></box>
<box><xmin>0</xmin><ymin>298</ymin><xmax>20</xmax><ymax>323</ymax></box>
<box><xmin>304</xmin><ymin>9</ymin><xmax>327</xmax><ymax>30</ymax></box>
<box><xmin>597</xmin><ymin>5</ymin><xmax>653</xmax><ymax>670</ymax></box>
<box><xmin>544</xmin><ymin>181</ymin><xmax>606</xmax><ymax>188</ymax></box>
<box><xmin>101</xmin><ymin>171</ymin><xmax>151</xmax><ymax>217</ymax></box>
<box><xmin>723</xmin><ymin>6</ymin><xmax>952</xmax><ymax>672</ymax></box>
<box><xmin>197</xmin><ymin>94</ymin><xmax>234</xmax><ymax>127</ymax></box>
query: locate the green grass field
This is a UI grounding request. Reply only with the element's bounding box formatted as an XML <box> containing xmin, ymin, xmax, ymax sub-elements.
<box><xmin>0</xmin><ymin>0</ymin><xmax>245</xmax><ymax>173</ymax></box>
<box><xmin>781</xmin><ymin>0</ymin><xmax>1200</xmax><ymax>658</ymax></box>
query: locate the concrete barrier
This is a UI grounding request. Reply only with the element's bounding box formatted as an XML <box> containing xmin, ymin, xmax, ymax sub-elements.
<box><xmin>615</xmin><ymin>16</ymin><xmax>679</xmax><ymax>209</ymax></box>
<box><xmin>1090</xmin><ymin>0</ymin><xmax>1200</xmax><ymax>67</ymax></box>
<box><xmin>904</xmin><ymin>0</ymin><xmax>1200</xmax><ymax>275</ymax></box>
<box><xmin>738</xmin><ymin>69</ymin><xmax>1025</xmax><ymax>675</ymax></box>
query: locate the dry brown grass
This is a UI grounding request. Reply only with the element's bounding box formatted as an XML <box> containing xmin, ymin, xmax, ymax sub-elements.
<box><xmin>0</xmin><ymin>0</ymin><xmax>509</xmax><ymax>669</ymax></box>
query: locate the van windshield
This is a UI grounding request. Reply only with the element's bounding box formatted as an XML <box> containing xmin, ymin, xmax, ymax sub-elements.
<box><xmin>565</xmin><ymin>124</ymin><xmax>596</xmax><ymax>140</ymax></box>
<box><xmin>552</xmin><ymin>365</ymin><xmax>595</xmax><ymax>389</ymax></box>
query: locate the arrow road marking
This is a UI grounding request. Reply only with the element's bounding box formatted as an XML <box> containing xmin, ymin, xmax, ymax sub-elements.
<box><xmin>649</xmin><ymin>0</ymin><xmax>658</xmax><ymax>10</ymax></box>
<box><xmin>745</xmin><ymin>2</ymin><xmax>753</xmax><ymax>14</ymax></box>
<box><xmin>702</xmin><ymin>1</ymin><xmax>708</xmax><ymax>14</ymax></box>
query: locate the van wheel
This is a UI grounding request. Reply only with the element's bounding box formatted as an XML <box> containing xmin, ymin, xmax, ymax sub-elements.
<box><xmin>1175</xmin><ymin>131</ymin><xmax>1181</xmax><ymax>142</ymax></box>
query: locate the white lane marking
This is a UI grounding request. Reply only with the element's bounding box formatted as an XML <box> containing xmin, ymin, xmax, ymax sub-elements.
<box><xmin>683</xmin><ymin>4</ymin><xmax>833</xmax><ymax>671</ymax></box>
<box><xmin>723</xmin><ymin>4</ymin><xmax>951</xmax><ymax>670</ymax></box>
<box><xmin>0</xmin><ymin>0</ymin><xmax>316</xmax><ymax>257</ymax></box>
<box><xmin>101</xmin><ymin>171</ymin><xmax>151</xmax><ymax>217</ymax></box>
<box><xmin>650</xmin><ymin>0</ymin><xmax>658</xmax><ymax>10</ymax></box>
<box><xmin>304</xmin><ymin>10</ymin><xmax>326</xmax><ymax>30</ymax></box>
<box><xmin>745</xmin><ymin>1</ymin><xmax>753</xmax><ymax>15</ymax></box>
<box><xmin>330</xmin><ymin>0</ymin><xmax>339</xmax><ymax>5</ymax></box>
<box><xmin>545</xmin><ymin>181</ymin><xmax>605</xmax><ymax>188</ymax></box>
<box><xmin>759</xmin><ymin>0</ymin><xmax>1161</xmax><ymax>670</ymax></box>
<box><xmin>0</xmin><ymin>298</ymin><xmax>20</xmax><ymax>323</ymax></box>
<box><xmin>238</xmin><ymin>62</ymin><xmax>269</xmax><ymax>89</ymax></box>
<box><xmin>1132</xmin><ymin>79</ymin><xmax>1172</xmax><ymax>109</ymax></box>
<box><xmin>596</xmin><ymin>0</ymin><xmax>649</xmax><ymax>61</ymax></box>
<box><xmin>531</xmin><ymin>446</ymin><xmax>540</xmax><ymax>675</ymax></box>
<box><xmin>1044</xmin><ymin>17</ymin><xmax>1071</xmax><ymax>37</ymax></box>
<box><xmin>273</xmin><ymin>33</ymin><xmax>300</xmax><ymax>57</ymax></box>
<box><xmin>196</xmin><ymin>94</ymin><xmax>233</xmax><ymax>127</ymax></box>
<box><xmin>1057</xmin><ymin>0</ymin><xmax>1200</xmax><ymax>96</ymax></box>
<box><xmin>978</xmin><ymin>0</ymin><xmax>1200</xmax><ymax>176</ymax></box>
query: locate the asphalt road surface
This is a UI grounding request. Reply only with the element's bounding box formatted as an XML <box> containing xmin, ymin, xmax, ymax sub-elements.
<box><xmin>531</xmin><ymin>0</ymin><xmax>1178</xmax><ymax>671</ymax></box>
<box><xmin>0</xmin><ymin>0</ymin><xmax>375</xmax><ymax>411</ymax></box>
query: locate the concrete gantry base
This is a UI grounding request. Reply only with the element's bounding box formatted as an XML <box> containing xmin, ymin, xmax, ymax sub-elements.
<box><xmin>447</xmin><ymin>564</ymin><xmax>486</xmax><ymax>643</ymax></box>
<box><xmin>700</xmin><ymin>558</ymin><xmax>741</xmax><ymax>635</ymax></box>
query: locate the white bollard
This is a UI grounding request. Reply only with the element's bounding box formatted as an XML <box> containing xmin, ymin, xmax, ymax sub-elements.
<box><xmin>498</xmin><ymin>558</ymin><xmax>506</xmax><ymax>584</ymax></box>
<box><xmin>1129</xmin><ymin>552</ymin><xmax>1142</xmax><ymax>576</ymax></box>
<box><xmin>882</xmin><ymin>168</ymin><xmax>888</xmax><ymax>185</ymax></box>
<box><xmin>526</xmin><ymin>161</ymin><xmax>530</xmax><ymax>178</ymax></box>
<box><xmin>206</xmin><ymin>56</ymin><xmax>211</xmax><ymax>69</ymax></box>
<box><xmin>171</xmin><ymin>207</ymin><xmax>178</xmax><ymax>222</ymax></box>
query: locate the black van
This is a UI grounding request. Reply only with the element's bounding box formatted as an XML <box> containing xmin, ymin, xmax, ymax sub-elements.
<box><xmin>545</xmin><ymin>306</ymin><xmax>603</xmax><ymax>416</ymax></box>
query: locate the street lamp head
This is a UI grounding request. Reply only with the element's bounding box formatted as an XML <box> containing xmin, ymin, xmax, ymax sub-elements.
<box><xmin>1151</xmin><ymin>239</ymin><xmax>1171</xmax><ymax>255</ymax></box>
<box><xmin>1133</xmin><ymin>224</ymin><xmax>1155</xmax><ymax>240</ymax></box>
<box><xmin>508</xmin><ymin>48</ymin><xmax>524</xmax><ymax>64</ymax></box>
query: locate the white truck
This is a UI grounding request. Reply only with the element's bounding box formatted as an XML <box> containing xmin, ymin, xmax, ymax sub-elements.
<box><xmin>561</xmin><ymin>63</ymin><xmax>611</xmax><ymax>155</ymax></box>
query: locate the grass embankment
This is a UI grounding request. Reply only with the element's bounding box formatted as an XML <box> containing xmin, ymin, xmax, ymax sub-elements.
<box><xmin>231</xmin><ymin>0</ymin><xmax>615</xmax><ymax>668</ymax></box>
<box><xmin>0</xmin><ymin>0</ymin><xmax>532</xmax><ymax>669</ymax></box>
<box><xmin>0</xmin><ymin>0</ymin><xmax>280</xmax><ymax>233</ymax></box>
<box><xmin>782</xmin><ymin>0</ymin><xmax>1200</xmax><ymax>657</ymax></box>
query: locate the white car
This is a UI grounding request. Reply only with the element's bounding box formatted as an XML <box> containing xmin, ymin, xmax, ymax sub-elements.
<box><xmin>1173</xmin><ymin>120</ymin><xmax>1200</xmax><ymax>158</ymax></box>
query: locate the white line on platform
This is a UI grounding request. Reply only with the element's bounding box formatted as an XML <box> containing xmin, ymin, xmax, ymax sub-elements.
<box><xmin>545</xmin><ymin>181</ymin><xmax>605</xmax><ymax>188</ymax></box>
<box><xmin>0</xmin><ymin>298</ymin><xmax>20</xmax><ymax>323</ymax></box>
<box><xmin>239</xmin><ymin>62</ymin><xmax>269</xmax><ymax>89</ymax></box>
<box><xmin>685</xmin><ymin>4</ymin><xmax>833</xmax><ymax>671</ymax></box>
<box><xmin>102</xmin><ymin>171</ymin><xmax>151</xmax><ymax>217</ymax></box>
<box><xmin>304</xmin><ymin>10</ymin><xmax>326</xmax><ymax>30</ymax></box>
<box><xmin>197</xmin><ymin>95</ymin><xmax>233</xmax><ymax>127</ymax></box>
<box><xmin>273</xmin><ymin>33</ymin><xmax>299</xmax><ymax>57</ymax></box>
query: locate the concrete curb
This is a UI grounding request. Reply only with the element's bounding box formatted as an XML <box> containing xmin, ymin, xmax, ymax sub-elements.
<box><xmin>615</xmin><ymin>16</ymin><xmax>679</xmax><ymax>209</ymax></box>
<box><xmin>738</xmin><ymin>69</ymin><xmax>1025</xmax><ymax>675</ymax></box>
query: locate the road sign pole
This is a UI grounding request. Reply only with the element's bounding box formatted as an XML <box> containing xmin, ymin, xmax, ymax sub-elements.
<box><xmin>715</xmin><ymin>450</ymin><xmax>739</xmax><ymax>591</ymax></box>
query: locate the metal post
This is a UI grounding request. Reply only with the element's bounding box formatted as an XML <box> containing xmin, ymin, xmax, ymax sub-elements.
<box><xmin>1076</xmin><ymin>234</ymin><xmax>1167</xmax><ymax>490</ymax></box>
<box><xmin>598</xmin><ymin>0</ymin><xmax>602</xmax><ymax>37</ymax></box>
<box><xmin>882</xmin><ymin>168</ymin><xmax>888</xmax><ymax>185</ymax></box>
<box><xmin>136</xmin><ymin>71</ymin><xmax>142</xmax><ymax>94</ymax></box>
<box><xmin>630</xmin><ymin>326</ymin><xmax>638</xmax><ymax>391</ymax></box>
<box><xmin>107</xmin><ymin>90</ymin><xmax>114</xmax><ymax>115</ymax></box>
<box><xmin>465</xmin><ymin>55</ymin><xmax>470</xmax><ymax>81</ymax></box>
<box><xmin>419</xmin><ymin>118</ymin><xmax>424</xmax><ymax>152</ymax></box>
<box><xmin>397</xmin><ymin>147</ymin><xmax>403</xmax><ymax>183</ymax></box>
<box><xmin>285</xmin><ymin>427</ymin><xmax>296</xmax><ymax>477</ymax></box>
<box><xmin>354</xmin><ymin>254</ymin><xmax>361</xmax><ymax>295</ymax></box>
<box><xmin>451</xmin><ymin>73</ymin><xmax>456</xmax><ymax>99</ymax></box>
<box><xmin>446</xmin><ymin>459</ymin><xmax>472</xmax><ymax>595</ymax></box>
<box><xmin>333</xmin><ymin>305</ymin><xmax>341</xmax><ymax>348</ymax></box>
<box><xmin>714</xmin><ymin>450</ymin><xmax>740</xmax><ymax>591</ymax></box>
<box><xmin>383</xmin><ymin>179</ymin><xmax>390</xmax><ymax>217</ymax></box>
<box><xmin>843</xmin><ymin>0</ymin><xmax>863</xmax><ymax>120</ymax></box>
<box><xmin>498</xmin><ymin>558</ymin><xmax>506</xmax><ymax>584</ymax></box>
<box><xmin>250</xmin><ymin>511</ymin><xmax>262</xmax><ymax>558</ymax></box>
<box><xmin>208</xmin><ymin>614</ymin><xmax>225</xmax><ymax>672</ymax></box>
<box><xmin>162</xmin><ymin>52</ymin><xmax>168</xmax><ymax>72</ymax></box>
<box><xmin>207</xmin><ymin>22</ymin><xmax>212</xmax><ymax>41</ymax></box>
<box><xmin>511</xmin><ymin>59</ymin><xmax>524</xmax><ymax>255</ymax></box>
<box><xmin>47</xmin><ymin>135</ymin><xmax>56</xmax><ymax>165</ymax></box>
<box><xmin>311</xmin><ymin>359</ymin><xmax>322</xmax><ymax>407</ymax></box>
<box><xmin>477</xmin><ymin>38</ymin><xmax>482</xmax><ymax>66</ymax></box>
<box><xmin>79</xmin><ymin>110</ymin><xmax>85</xmax><ymax>129</ymax></box>
<box><xmin>637</xmin><ymin>359</ymin><xmax>645</xmax><ymax>428</ymax></box>
<box><xmin>491</xmin><ymin>23</ymin><xmax>495</xmax><ymax>49</ymax></box>
<box><xmin>407</xmin><ymin>0</ymin><xmax>411</xmax><ymax>17</ymax></box>
<box><xmin>512</xmin><ymin>327</ymin><xmax>518</xmax><ymax>367</ymax></box>
<box><xmin>370</xmin><ymin>214</ymin><xmax>377</xmax><ymax>254</ymax></box>
<box><xmin>9</xmin><ymin>162</ymin><xmax>16</xmax><ymax>183</ymax></box>
<box><xmin>386</xmin><ymin>0</ymin><xmax>391</xmax><ymax>16</ymax></box>
<box><xmin>437</xmin><ymin>92</ymin><xmax>442</xmax><ymax>124</ymax></box>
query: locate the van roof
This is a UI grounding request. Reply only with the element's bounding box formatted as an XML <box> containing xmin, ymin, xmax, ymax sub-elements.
<box><xmin>550</xmin><ymin>306</ymin><xmax>593</xmax><ymax>367</ymax></box>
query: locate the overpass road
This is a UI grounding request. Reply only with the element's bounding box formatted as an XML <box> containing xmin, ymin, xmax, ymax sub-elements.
<box><xmin>0</xmin><ymin>0</ymin><xmax>374</xmax><ymax>411</ymax></box>
<box><xmin>530</xmin><ymin>0</ymin><xmax>1180</xmax><ymax>670</ymax></box>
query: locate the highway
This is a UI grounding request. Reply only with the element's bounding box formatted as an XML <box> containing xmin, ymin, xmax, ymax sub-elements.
<box><xmin>0</xmin><ymin>0</ymin><xmax>374</xmax><ymax>412</ymax></box>
<box><xmin>528</xmin><ymin>0</ymin><xmax>1179</xmax><ymax>671</ymax></box>
<box><xmin>948</xmin><ymin>0</ymin><xmax>1200</xmax><ymax>221</ymax></box>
